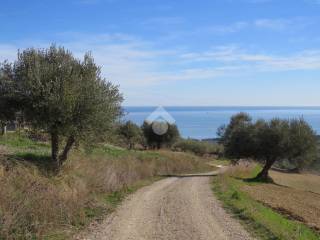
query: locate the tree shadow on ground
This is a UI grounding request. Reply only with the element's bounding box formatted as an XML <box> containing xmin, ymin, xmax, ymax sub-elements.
<box><xmin>235</xmin><ymin>176</ymin><xmax>275</xmax><ymax>184</ymax></box>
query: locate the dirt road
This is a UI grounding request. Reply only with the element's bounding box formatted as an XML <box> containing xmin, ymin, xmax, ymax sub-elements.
<box><xmin>80</xmin><ymin>174</ymin><xmax>253</xmax><ymax>240</ymax></box>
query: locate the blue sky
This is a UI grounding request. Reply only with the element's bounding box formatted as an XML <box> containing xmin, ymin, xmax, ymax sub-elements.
<box><xmin>1</xmin><ymin>0</ymin><xmax>320</xmax><ymax>106</ymax></box>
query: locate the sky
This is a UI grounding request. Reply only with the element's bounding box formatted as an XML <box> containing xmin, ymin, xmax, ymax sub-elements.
<box><xmin>1</xmin><ymin>0</ymin><xmax>320</xmax><ymax>106</ymax></box>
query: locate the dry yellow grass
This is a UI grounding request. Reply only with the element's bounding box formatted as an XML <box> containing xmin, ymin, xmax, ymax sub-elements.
<box><xmin>0</xmin><ymin>145</ymin><xmax>212</xmax><ymax>239</ymax></box>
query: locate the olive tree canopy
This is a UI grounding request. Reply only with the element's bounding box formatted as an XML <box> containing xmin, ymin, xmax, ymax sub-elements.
<box><xmin>8</xmin><ymin>45</ymin><xmax>123</xmax><ymax>169</ymax></box>
<box><xmin>219</xmin><ymin>113</ymin><xmax>318</xmax><ymax>181</ymax></box>
<box><xmin>142</xmin><ymin>121</ymin><xmax>180</xmax><ymax>149</ymax></box>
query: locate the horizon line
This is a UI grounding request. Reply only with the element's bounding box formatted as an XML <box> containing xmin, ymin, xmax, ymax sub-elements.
<box><xmin>123</xmin><ymin>105</ymin><xmax>320</xmax><ymax>108</ymax></box>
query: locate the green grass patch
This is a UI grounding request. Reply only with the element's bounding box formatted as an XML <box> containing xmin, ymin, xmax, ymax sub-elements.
<box><xmin>211</xmin><ymin>158</ymin><xmax>231</xmax><ymax>166</ymax></box>
<box><xmin>89</xmin><ymin>144</ymin><xmax>129</xmax><ymax>157</ymax></box>
<box><xmin>212</xmin><ymin>173</ymin><xmax>320</xmax><ymax>240</ymax></box>
<box><xmin>0</xmin><ymin>132</ymin><xmax>50</xmax><ymax>150</ymax></box>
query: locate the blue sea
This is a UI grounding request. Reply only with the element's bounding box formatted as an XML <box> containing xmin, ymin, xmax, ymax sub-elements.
<box><xmin>123</xmin><ymin>106</ymin><xmax>320</xmax><ymax>139</ymax></box>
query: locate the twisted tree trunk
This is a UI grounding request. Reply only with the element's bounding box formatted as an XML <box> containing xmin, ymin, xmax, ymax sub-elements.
<box><xmin>51</xmin><ymin>131</ymin><xmax>59</xmax><ymax>169</ymax></box>
<box><xmin>256</xmin><ymin>158</ymin><xmax>276</xmax><ymax>181</ymax></box>
<box><xmin>51</xmin><ymin>132</ymin><xmax>75</xmax><ymax>171</ymax></box>
<box><xmin>58</xmin><ymin>135</ymin><xmax>75</xmax><ymax>165</ymax></box>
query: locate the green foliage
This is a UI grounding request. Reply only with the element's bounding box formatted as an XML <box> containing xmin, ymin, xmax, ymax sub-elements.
<box><xmin>173</xmin><ymin>139</ymin><xmax>222</xmax><ymax>156</ymax></box>
<box><xmin>219</xmin><ymin>113</ymin><xmax>318</xmax><ymax>180</ymax></box>
<box><xmin>219</xmin><ymin>112</ymin><xmax>255</xmax><ymax>159</ymax></box>
<box><xmin>142</xmin><ymin>121</ymin><xmax>180</xmax><ymax>149</ymax></box>
<box><xmin>118</xmin><ymin>121</ymin><xmax>144</xmax><ymax>149</ymax></box>
<box><xmin>0</xmin><ymin>61</ymin><xmax>20</xmax><ymax>134</ymax></box>
<box><xmin>3</xmin><ymin>45</ymin><xmax>123</xmax><ymax>169</ymax></box>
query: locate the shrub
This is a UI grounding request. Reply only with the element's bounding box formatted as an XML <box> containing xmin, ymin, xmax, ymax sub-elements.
<box><xmin>173</xmin><ymin>139</ymin><xmax>222</xmax><ymax>156</ymax></box>
<box><xmin>117</xmin><ymin>121</ymin><xmax>144</xmax><ymax>149</ymax></box>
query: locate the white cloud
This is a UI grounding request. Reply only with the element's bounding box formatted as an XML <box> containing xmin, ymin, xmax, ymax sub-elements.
<box><xmin>1</xmin><ymin>33</ymin><xmax>320</xmax><ymax>105</ymax></box>
<box><xmin>0</xmin><ymin>44</ymin><xmax>19</xmax><ymax>62</ymax></box>
<box><xmin>179</xmin><ymin>46</ymin><xmax>320</xmax><ymax>72</ymax></box>
<box><xmin>202</xmin><ymin>17</ymin><xmax>313</xmax><ymax>35</ymax></box>
<box><xmin>254</xmin><ymin>19</ymin><xmax>291</xmax><ymax>30</ymax></box>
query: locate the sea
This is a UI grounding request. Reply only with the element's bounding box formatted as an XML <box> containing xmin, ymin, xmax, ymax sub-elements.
<box><xmin>123</xmin><ymin>106</ymin><xmax>320</xmax><ymax>140</ymax></box>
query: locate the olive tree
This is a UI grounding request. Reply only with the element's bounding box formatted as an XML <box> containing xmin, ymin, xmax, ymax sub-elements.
<box><xmin>254</xmin><ymin>118</ymin><xmax>317</xmax><ymax>180</ymax></box>
<box><xmin>252</xmin><ymin>119</ymin><xmax>290</xmax><ymax>179</ymax></box>
<box><xmin>12</xmin><ymin>45</ymin><xmax>123</xmax><ymax>169</ymax></box>
<box><xmin>220</xmin><ymin>113</ymin><xmax>318</xmax><ymax>181</ymax></box>
<box><xmin>218</xmin><ymin>112</ymin><xmax>255</xmax><ymax>160</ymax></box>
<box><xmin>142</xmin><ymin>121</ymin><xmax>180</xmax><ymax>149</ymax></box>
<box><xmin>118</xmin><ymin>121</ymin><xmax>143</xmax><ymax>149</ymax></box>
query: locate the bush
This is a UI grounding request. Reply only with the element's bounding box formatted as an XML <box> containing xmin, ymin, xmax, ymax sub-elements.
<box><xmin>117</xmin><ymin>121</ymin><xmax>144</xmax><ymax>149</ymax></box>
<box><xmin>173</xmin><ymin>139</ymin><xmax>222</xmax><ymax>156</ymax></box>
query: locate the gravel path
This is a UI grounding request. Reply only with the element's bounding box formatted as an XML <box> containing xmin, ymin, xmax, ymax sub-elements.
<box><xmin>79</xmin><ymin>174</ymin><xmax>254</xmax><ymax>240</ymax></box>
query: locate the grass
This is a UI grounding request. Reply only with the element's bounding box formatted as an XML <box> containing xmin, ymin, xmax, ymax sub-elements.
<box><xmin>212</xmin><ymin>162</ymin><xmax>320</xmax><ymax>240</ymax></box>
<box><xmin>173</xmin><ymin>139</ymin><xmax>223</xmax><ymax>156</ymax></box>
<box><xmin>0</xmin><ymin>133</ymin><xmax>213</xmax><ymax>240</ymax></box>
<box><xmin>242</xmin><ymin>171</ymin><xmax>320</xmax><ymax>233</ymax></box>
<box><xmin>210</xmin><ymin>158</ymin><xmax>230</xmax><ymax>166</ymax></box>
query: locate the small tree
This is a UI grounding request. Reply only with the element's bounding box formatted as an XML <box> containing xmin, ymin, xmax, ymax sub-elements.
<box><xmin>220</xmin><ymin>113</ymin><xmax>318</xmax><ymax>181</ymax></box>
<box><xmin>118</xmin><ymin>121</ymin><xmax>143</xmax><ymax>149</ymax></box>
<box><xmin>10</xmin><ymin>45</ymin><xmax>123</xmax><ymax>169</ymax></box>
<box><xmin>142</xmin><ymin>121</ymin><xmax>180</xmax><ymax>149</ymax></box>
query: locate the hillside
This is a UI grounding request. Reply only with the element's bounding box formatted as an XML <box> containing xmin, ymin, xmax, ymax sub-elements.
<box><xmin>0</xmin><ymin>133</ymin><xmax>213</xmax><ymax>239</ymax></box>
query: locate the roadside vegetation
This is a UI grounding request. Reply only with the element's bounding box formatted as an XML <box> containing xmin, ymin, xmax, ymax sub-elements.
<box><xmin>0</xmin><ymin>132</ymin><xmax>212</xmax><ymax>239</ymax></box>
<box><xmin>212</xmin><ymin>162</ymin><xmax>320</xmax><ymax>240</ymax></box>
<box><xmin>218</xmin><ymin>113</ymin><xmax>318</xmax><ymax>181</ymax></box>
<box><xmin>173</xmin><ymin>139</ymin><xmax>222</xmax><ymax>157</ymax></box>
<box><xmin>212</xmin><ymin>113</ymin><xmax>320</xmax><ymax>240</ymax></box>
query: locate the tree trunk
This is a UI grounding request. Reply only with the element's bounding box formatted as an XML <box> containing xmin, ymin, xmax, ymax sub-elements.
<box><xmin>58</xmin><ymin>135</ymin><xmax>75</xmax><ymax>165</ymax></box>
<box><xmin>51</xmin><ymin>131</ymin><xmax>59</xmax><ymax>169</ymax></box>
<box><xmin>1</xmin><ymin>125</ymin><xmax>6</xmax><ymax>135</ymax></box>
<box><xmin>256</xmin><ymin>158</ymin><xmax>276</xmax><ymax>181</ymax></box>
